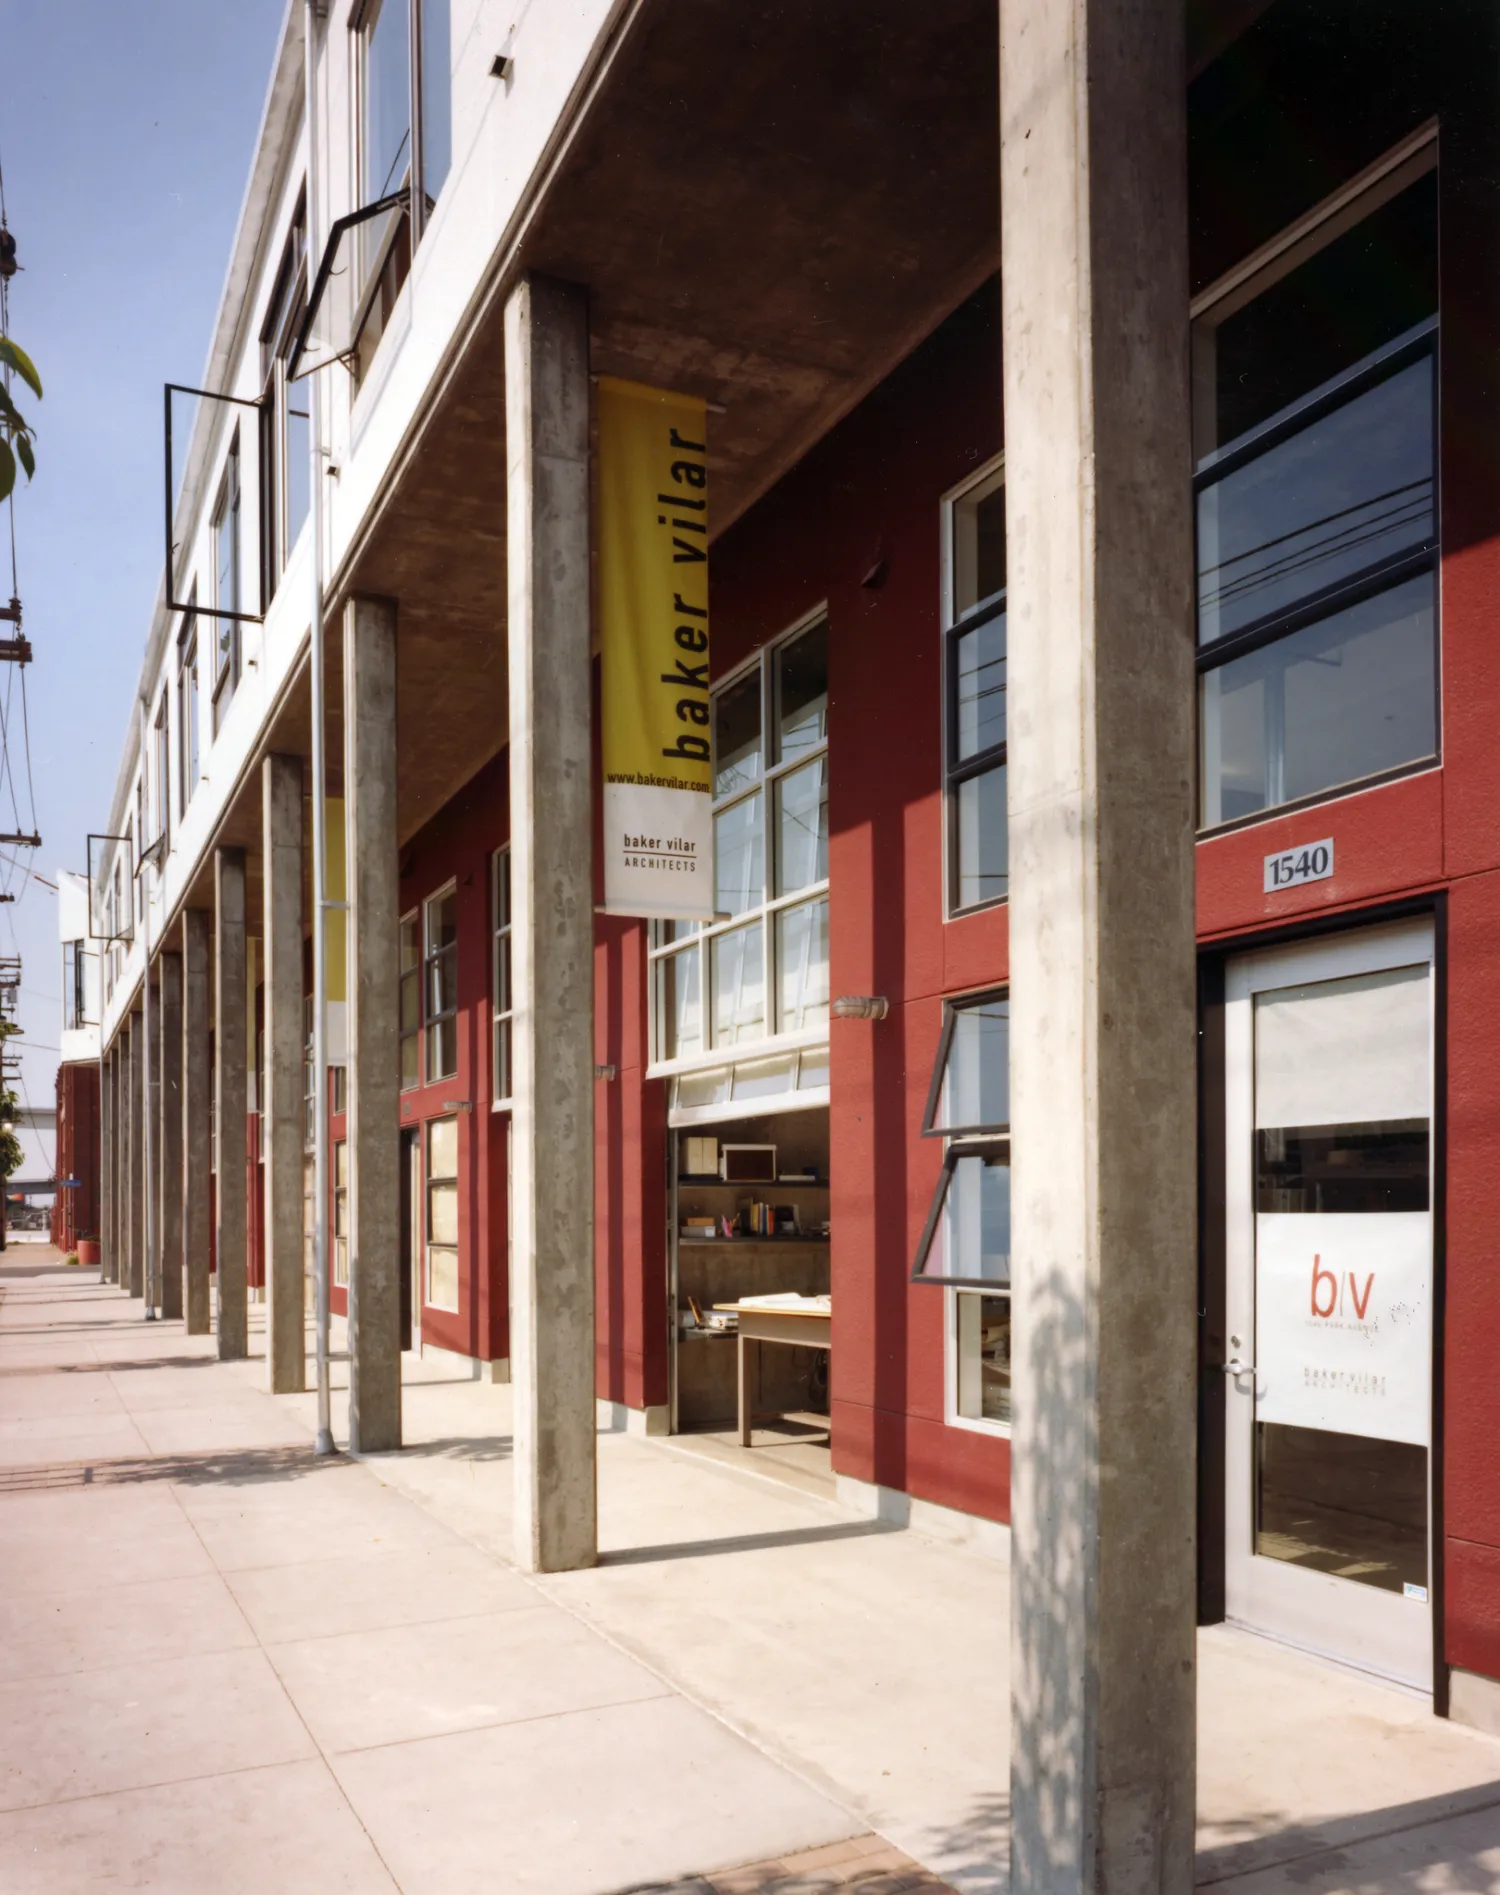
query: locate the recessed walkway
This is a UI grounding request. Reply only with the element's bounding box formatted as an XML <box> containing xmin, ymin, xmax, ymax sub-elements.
<box><xmin>4</xmin><ymin>1256</ymin><xmax>1500</xmax><ymax>1893</ymax></box>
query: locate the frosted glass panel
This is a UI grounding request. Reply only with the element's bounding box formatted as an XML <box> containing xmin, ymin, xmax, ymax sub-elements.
<box><xmin>1255</xmin><ymin>964</ymin><xmax>1429</xmax><ymax>1129</ymax></box>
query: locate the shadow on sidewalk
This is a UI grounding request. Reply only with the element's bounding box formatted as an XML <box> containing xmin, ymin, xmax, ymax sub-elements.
<box><xmin>380</xmin><ymin>1434</ymin><xmax>514</xmax><ymax>1463</ymax></box>
<box><xmin>600</xmin><ymin>1518</ymin><xmax>903</xmax><ymax>1567</ymax></box>
<box><xmin>1194</xmin><ymin>1776</ymin><xmax>1500</xmax><ymax>1887</ymax></box>
<box><xmin>0</xmin><ymin>1442</ymin><xmax>348</xmax><ymax>1496</ymax></box>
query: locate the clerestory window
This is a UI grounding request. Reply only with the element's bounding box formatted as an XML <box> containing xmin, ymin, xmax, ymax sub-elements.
<box><xmin>1193</xmin><ymin>141</ymin><xmax>1438</xmax><ymax>830</ymax></box>
<box><xmin>649</xmin><ymin>615</ymin><xmax>829</xmax><ymax>1066</ymax></box>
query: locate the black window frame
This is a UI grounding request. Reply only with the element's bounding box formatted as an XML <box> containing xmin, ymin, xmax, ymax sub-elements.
<box><xmin>153</xmin><ymin>689</ymin><xmax>171</xmax><ymax>855</ymax></box>
<box><xmin>177</xmin><ymin>588</ymin><xmax>199</xmax><ymax>820</ymax></box>
<box><xmin>258</xmin><ymin>193</ymin><xmax>310</xmax><ymax>598</ymax></box>
<box><xmin>211</xmin><ymin>432</ymin><xmax>242</xmax><ymax>734</ymax></box>
<box><xmin>942</xmin><ymin>461</ymin><xmax>1008</xmax><ymax>919</ymax></box>
<box><xmin>1192</xmin><ymin>139</ymin><xmax>1442</xmax><ymax>837</ymax></box>
<box><xmin>912</xmin><ymin>986</ymin><xmax>1011</xmax><ymax>1290</ymax></box>
<box><xmin>63</xmin><ymin>939</ymin><xmax>87</xmax><ymax>1032</ymax></box>
<box><xmin>1194</xmin><ymin>321</ymin><xmax>1439</xmax><ymax>680</ymax></box>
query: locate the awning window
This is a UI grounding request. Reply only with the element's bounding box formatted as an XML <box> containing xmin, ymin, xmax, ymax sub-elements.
<box><xmin>914</xmin><ymin>988</ymin><xmax>1010</xmax><ymax>1286</ymax></box>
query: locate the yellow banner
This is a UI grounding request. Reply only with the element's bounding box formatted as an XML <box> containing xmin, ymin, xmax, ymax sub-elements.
<box><xmin>597</xmin><ymin>377</ymin><xmax>714</xmax><ymax>918</ymax></box>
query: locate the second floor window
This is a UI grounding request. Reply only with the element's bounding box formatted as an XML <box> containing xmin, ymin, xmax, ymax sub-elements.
<box><xmin>63</xmin><ymin>940</ymin><xmax>87</xmax><ymax>1031</ymax></box>
<box><xmin>178</xmin><ymin>593</ymin><xmax>199</xmax><ymax>818</ymax></box>
<box><xmin>153</xmin><ymin>693</ymin><xmax>171</xmax><ymax>853</ymax></box>
<box><xmin>351</xmin><ymin>0</ymin><xmax>451</xmax><ymax>381</ymax></box>
<box><xmin>212</xmin><ymin>433</ymin><xmax>241</xmax><ymax>734</ymax></box>
<box><xmin>424</xmin><ymin>884</ymin><xmax>458</xmax><ymax>1082</ymax></box>
<box><xmin>399</xmin><ymin>911</ymin><xmax>420</xmax><ymax>1088</ymax></box>
<box><xmin>260</xmin><ymin>197</ymin><xmax>310</xmax><ymax>590</ymax></box>
<box><xmin>1193</xmin><ymin>147</ymin><xmax>1438</xmax><ymax>829</ymax></box>
<box><xmin>492</xmin><ymin>848</ymin><xmax>512</xmax><ymax>1104</ymax></box>
<box><xmin>943</xmin><ymin>460</ymin><xmax>1007</xmax><ymax>916</ymax></box>
<box><xmin>650</xmin><ymin>616</ymin><xmax>829</xmax><ymax>1065</ymax></box>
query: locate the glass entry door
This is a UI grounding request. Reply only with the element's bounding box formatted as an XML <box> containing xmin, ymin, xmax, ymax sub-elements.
<box><xmin>1223</xmin><ymin>919</ymin><xmax>1434</xmax><ymax>1691</ymax></box>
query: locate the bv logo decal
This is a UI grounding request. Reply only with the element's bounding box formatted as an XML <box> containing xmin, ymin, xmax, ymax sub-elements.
<box><xmin>1311</xmin><ymin>1253</ymin><xmax>1374</xmax><ymax>1321</ymax></box>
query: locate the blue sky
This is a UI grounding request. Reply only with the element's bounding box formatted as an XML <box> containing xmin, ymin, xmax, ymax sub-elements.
<box><xmin>0</xmin><ymin>0</ymin><xmax>287</xmax><ymax>1180</ymax></box>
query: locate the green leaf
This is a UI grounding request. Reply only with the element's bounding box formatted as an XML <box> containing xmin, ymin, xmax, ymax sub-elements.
<box><xmin>0</xmin><ymin>338</ymin><xmax>42</xmax><ymax>401</ymax></box>
<box><xmin>15</xmin><ymin>434</ymin><xmax>33</xmax><ymax>481</ymax></box>
<box><xmin>0</xmin><ymin>438</ymin><xmax>13</xmax><ymax>505</ymax></box>
<box><xmin>0</xmin><ymin>383</ymin><xmax>23</xmax><ymax>431</ymax></box>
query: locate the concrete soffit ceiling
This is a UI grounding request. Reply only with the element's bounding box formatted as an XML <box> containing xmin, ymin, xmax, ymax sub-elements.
<box><xmin>341</xmin><ymin>0</ymin><xmax>1001</xmax><ymax>842</ymax></box>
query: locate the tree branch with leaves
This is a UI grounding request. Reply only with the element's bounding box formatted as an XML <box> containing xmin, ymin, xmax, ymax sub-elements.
<box><xmin>0</xmin><ymin>335</ymin><xmax>41</xmax><ymax>503</ymax></box>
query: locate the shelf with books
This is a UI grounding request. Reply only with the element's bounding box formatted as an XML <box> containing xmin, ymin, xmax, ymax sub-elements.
<box><xmin>678</xmin><ymin>1236</ymin><xmax>830</xmax><ymax>1248</ymax></box>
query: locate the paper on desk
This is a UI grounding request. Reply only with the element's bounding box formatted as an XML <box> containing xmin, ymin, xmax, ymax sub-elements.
<box><xmin>735</xmin><ymin>1292</ymin><xmax>831</xmax><ymax>1313</ymax></box>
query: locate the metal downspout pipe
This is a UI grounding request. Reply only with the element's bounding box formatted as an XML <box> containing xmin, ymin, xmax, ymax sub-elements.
<box><xmin>305</xmin><ymin>0</ymin><xmax>335</xmax><ymax>1456</ymax></box>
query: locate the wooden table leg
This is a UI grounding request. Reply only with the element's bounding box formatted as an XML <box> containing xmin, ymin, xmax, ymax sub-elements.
<box><xmin>737</xmin><ymin>1330</ymin><xmax>752</xmax><ymax>1446</ymax></box>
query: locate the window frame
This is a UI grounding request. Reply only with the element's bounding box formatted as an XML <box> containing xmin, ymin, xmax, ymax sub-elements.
<box><xmin>1191</xmin><ymin>133</ymin><xmax>1441</xmax><ymax>836</ymax></box>
<box><xmin>912</xmin><ymin>986</ymin><xmax>1011</xmax><ymax>1289</ymax></box>
<box><xmin>646</xmin><ymin>607</ymin><xmax>830</xmax><ymax>1074</ymax></box>
<box><xmin>177</xmin><ymin>591</ymin><xmax>199</xmax><ymax>819</ymax></box>
<box><xmin>346</xmin><ymin>0</ymin><xmax>450</xmax><ymax>382</ymax></box>
<box><xmin>940</xmin><ymin>456</ymin><xmax>1008</xmax><ymax>919</ymax></box>
<box><xmin>333</xmin><ymin>1137</ymin><xmax>349</xmax><ymax>1286</ymax></box>
<box><xmin>258</xmin><ymin>195</ymin><xmax>310</xmax><ymax>595</ymax></box>
<box><xmin>945</xmin><ymin>1285</ymin><xmax>1014</xmax><ymax>1438</ymax></box>
<box><xmin>491</xmin><ymin>847</ymin><xmax>512</xmax><ymax>1108</ymax></box>
<box><xmin>63</xmin><ymin>939</ymin><xmax>87</xmax><ymax>1032</ymax></box>
<box><xmin>422</xmin><ymin>880</ymin><xmax>458</xmax><ymax>1085</ymax></box>
<box><xmin>424</xmin><ymin>1112</ymin><xmax>459</xmax><ymax>1312</ymax></box>
<box><xmin>398</xmin><ymin>908</ymin><xmax>420</xmax><ymax>1091</ymax></box>
<box><xmin>152</xmin><ymin>690</ymin><xmax>171</xmax><ymax>855</ymax></box>
<box><xmin>211</xmin><ymin>433</ymin><xmax>242</xmax><ymax>735</ymax></box>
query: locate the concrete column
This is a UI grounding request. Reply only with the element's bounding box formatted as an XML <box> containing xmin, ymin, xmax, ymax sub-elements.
<box><xmin>344</xmin><ymin>597</ymin><xmax>401</xmax><ymax>1452</ymax></box>
<box><xmin>126</xmin><ymin>1014</ymin><xmax>143</xmax><ymax>1297</ymax></box>
<box><xmin>145</xmin><ymin>976</ymin><xmax>161</xmax><ymax>1310</ymax></box>
<box><xmin>157</xmin><ymin>952</ymin><xmax>184</xmax><ymax>1322</ymax></box>
<box><xmin>263</xmin><ymin>753</ymin><xmax>307</xmax><ymax>1393</ymax></box>
<box><xmin>214</xmin><ymin>850</ymin><xmax>249</xmax><ymax>1360</ymax></box>
<box><xmin>99</xmin><ymin>1048</ymin><xmax>115</xmax><ymax>1284</ymax></box>
<box><xmin>182</xmin><ymin>911</ymin><xmax>213</xmax><ymax>1335</ymax></box>
<box><xmin>504</xmin><ymin>272</ymin><xmax>596</xmax><ymax>1574</ymax></box>
<box><xmin>117</xmin><ymin>1034</ymin><xmax>131</xmax><ymax>1292</ymax></box>
<box><xmin>1001</xmin><ymin>2</ymin><xmax>1197</xmax><ymax>1890</ymax></box>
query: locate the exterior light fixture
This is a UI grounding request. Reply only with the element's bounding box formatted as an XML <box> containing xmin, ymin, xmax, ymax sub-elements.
<box><xmin>833</xmin><ymin>995</ymin><xmax>889</xmax><ymax>1021</ymax></box>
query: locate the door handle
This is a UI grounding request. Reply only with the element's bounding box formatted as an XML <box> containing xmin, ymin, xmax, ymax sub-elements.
<box><xmin>1222</xmin><ymin>1358</ymin><xmax>1256</xmax><ymax>1377</ymax></box>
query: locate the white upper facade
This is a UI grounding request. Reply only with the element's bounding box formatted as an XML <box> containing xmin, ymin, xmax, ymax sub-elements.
<box><xmin>57</xmin><ymin>870</ymin><xmax>100</xmax><ymax>1067</ymax></box>
<box><xmin>96</xmin><ymin>0</ymin><xmax>620</xmax><ymax>1049</ymax></box>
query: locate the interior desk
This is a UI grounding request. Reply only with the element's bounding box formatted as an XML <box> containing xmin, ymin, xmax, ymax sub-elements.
<box><xmin>715</xmin><ymin>1300</ymin><xmax>832</xmax><ymax>1447</ymax></box>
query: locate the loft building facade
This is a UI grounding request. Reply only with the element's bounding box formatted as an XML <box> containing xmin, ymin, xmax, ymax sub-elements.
<box><xmin>86</xmin><ymin>0</ymin><xmax>1500</xmax><ymax>1856</ymax></box>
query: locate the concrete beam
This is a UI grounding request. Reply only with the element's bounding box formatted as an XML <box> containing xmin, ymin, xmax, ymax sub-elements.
<box><xmin>263</xmin><ymin>753</ymin><xmax>307</xmax><ymax>1393</ymax></box>
<box><xmin>182</xmin><ymin>911</ymin><xmax>213</xmax><ymax>1335</ymax></box>
<box><xmin>126</xmin><ymin>1015</ymin><xmax>143</xmax><ymax>1298</ymax></box>
<box><xmin>1000</xmin><ymin>0</ymin><xmax>1197</xmax><ymax>1888</ymax></box>
<box><xmin>214</xmin><ymin>850</ymin><xmax>249</xmax><ymax>1361</ymax></box>
<box><xmin>157</xmin><ymin>953</ymin><xmax>184</xmax><ymax>1322</ymax></box>
<box><xmin>344</xmin><ymin>598</ymin><xmax>401</xmax><ymax>1453</ymax></box>
<box><xmin>504</xmin><ymin>272</ymin><xmax>597</xmax><ymax>1574</ymax></box>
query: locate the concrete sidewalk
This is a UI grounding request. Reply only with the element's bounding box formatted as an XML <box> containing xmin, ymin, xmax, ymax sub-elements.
<box><xmin>3</xmin><ymin>1258</ymin><xmax>1499</xmax><ymax>1893</ymax></box>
